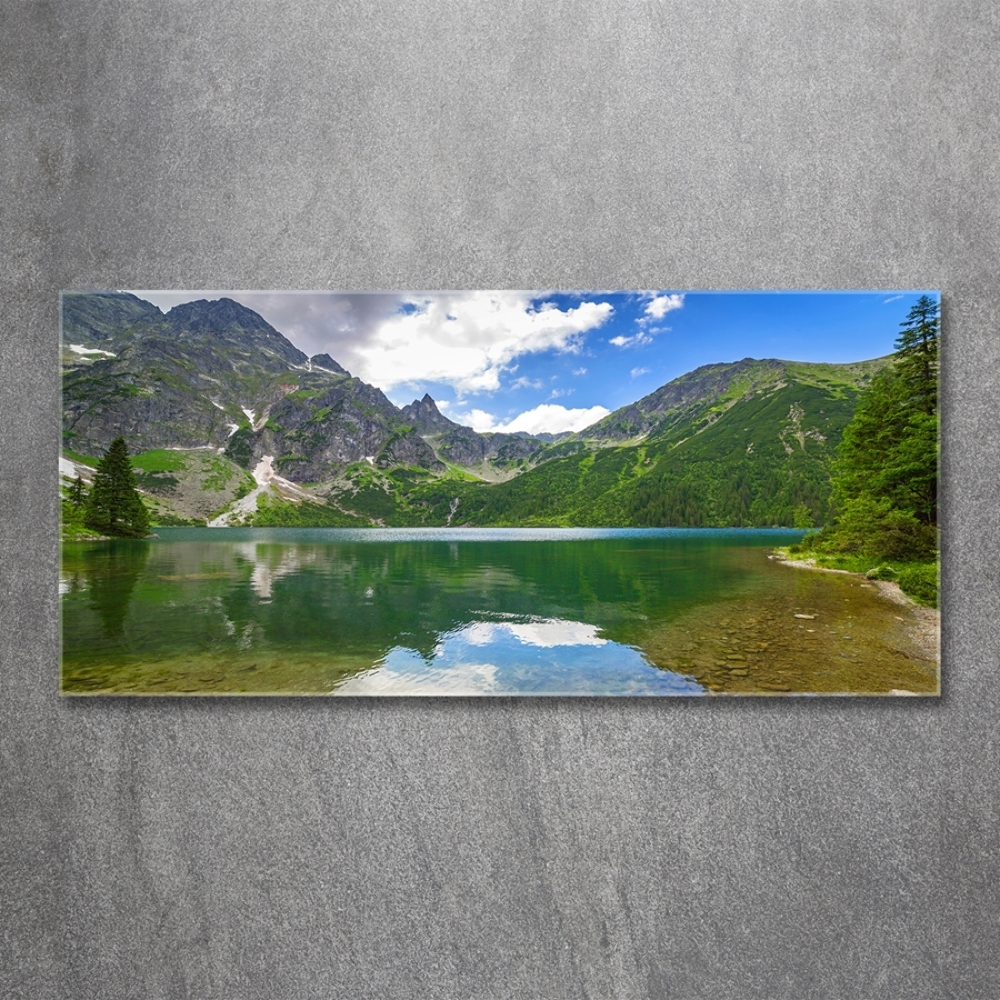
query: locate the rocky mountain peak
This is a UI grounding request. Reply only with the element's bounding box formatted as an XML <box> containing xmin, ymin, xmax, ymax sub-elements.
<box><xmin>167</xmin><ymin>297</ymin><xmax>267</xmax><ymax>330</ymax></box>
<box><xmin>165</xmin><ymin>298</ymin><xmax>307</xmax><ymax>366</ymax></box>
<box><xmin>399</xmin><ymin>394</ymin><xmax>459</xmax><ymax>433</ymax></box>
<box><xmin>61</xmin><ymin>291</ymin><xmax>163</xmax><ymax>347</ymax></box>
<box><xmin>309</xmin><ymin>353</ymin><xmax>350</xmax><ymax>376</ymax></box>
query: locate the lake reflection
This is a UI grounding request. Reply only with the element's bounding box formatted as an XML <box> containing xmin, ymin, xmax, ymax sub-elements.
<box><xmin>60</xmin><ymin>527</ymin><xmax>935</xmax><ymax>696</ymax></box>
<box><xmin>339</xmin><ymin>615</ymin><xmax>703</xmax><ymax>695</ymax></box>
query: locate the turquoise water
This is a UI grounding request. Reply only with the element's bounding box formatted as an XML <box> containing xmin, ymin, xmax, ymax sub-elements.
<box><xmin>60</xmin><ymin>527</ymin><xmax>934</xmax><ymax>696</ymax></box>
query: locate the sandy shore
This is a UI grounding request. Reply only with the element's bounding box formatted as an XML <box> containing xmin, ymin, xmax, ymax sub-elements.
<box><xmin>771</xmin><ymin>552</ymin><xmax>940</xmax><ymax>674</ymax></box>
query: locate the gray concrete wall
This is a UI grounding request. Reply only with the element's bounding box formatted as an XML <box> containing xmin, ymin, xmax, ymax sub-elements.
<box><xmin>3</xmin><ymin>3</ymin><xmax>997</xmax><ymax>997</ymax></box>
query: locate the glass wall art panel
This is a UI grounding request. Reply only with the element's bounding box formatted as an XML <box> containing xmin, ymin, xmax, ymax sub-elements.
<box><xmin>60</xmin><ymin>290</ymin><xmax>940</xmax><ymax>696</ymax></box>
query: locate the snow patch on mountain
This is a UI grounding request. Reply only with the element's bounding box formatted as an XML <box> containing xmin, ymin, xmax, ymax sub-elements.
<box><xmin>60</xmin><ymin>456</ymin><xmax>94</xmax><ymax>481</ymax></box>
<box><xmin>67</xmin><ymin>344</ymin><xmax>116</xmax><ymax>358</ymax></box>
<box><xmin>207</xmin><ymin>455</ymin><xmax>313</xmax><ymax>526</ymax></box>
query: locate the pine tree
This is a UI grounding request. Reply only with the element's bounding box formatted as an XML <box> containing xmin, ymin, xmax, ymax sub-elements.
<box><xmin>69</xmin><ymin>475</ymin><xmax>86</xmax><ymax>507</ymax></box>
<box><xmin>83</xmin><ymin>437</ymin><xmax>150</xmax><ymax>538</ymax></box>
<box><xmin>894</xmin><ymin>294</ymin><xmax>940</xmax><ymax>415</ymax></box>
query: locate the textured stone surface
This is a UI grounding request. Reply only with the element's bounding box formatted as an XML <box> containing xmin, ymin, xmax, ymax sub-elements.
<box><xmin>2</xmin><ymin>2</ymin><xmax>998</xmax><ymax>997</ymax></box>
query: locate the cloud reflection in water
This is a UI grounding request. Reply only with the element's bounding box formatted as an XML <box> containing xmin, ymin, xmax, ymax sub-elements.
<box><xmin>335</xmin><ymin>616</ymin><xmax>703</xmax><ymax>696</ymax></box>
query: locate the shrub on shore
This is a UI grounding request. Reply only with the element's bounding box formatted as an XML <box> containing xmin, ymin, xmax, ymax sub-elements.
<box><xmin>865</xmin><ymin>564</ymin><xmax>898</xmax><ymax>581</ymax></box>
<box><xmin>896</xmin><ymin>563</ymin><xmax>939</xmax><ymax>607</ymax></box>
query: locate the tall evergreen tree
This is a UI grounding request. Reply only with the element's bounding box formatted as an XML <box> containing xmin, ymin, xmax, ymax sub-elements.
<box><xmin>69</xmin><ymin>475</ymin><xmax>86</xmax><ymax>507</ymax></box>
<box><xmin>83</xmin><ymin>437</ymin><xmax>150</xmax><ymax>538</ymax></box>
<box><xmin>894</xmin><ymin>294</ymin><xmax>940</xmax><ymax>415</ymax></box>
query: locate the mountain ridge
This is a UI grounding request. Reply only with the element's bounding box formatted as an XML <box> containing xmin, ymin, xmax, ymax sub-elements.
<box><xmin>61</xmin><ymin>293</ymin><xmax>555</xmax><ymax>483</ymax></box>
<box><xmin>61</xmin><ymin>292</ymin><xmax>887</xmax><ymax>529</ymax></box>
<box><xmin>581</xmin><ymin>355</ymin><xmax>889</xmax><ymax>446</ymax></box>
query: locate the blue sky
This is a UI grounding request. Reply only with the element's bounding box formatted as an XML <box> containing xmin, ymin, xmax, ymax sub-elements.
<box><xmin>132</xmin><ymin>290</ymin><xmax>938</xmax><ymax>435</ymax></box>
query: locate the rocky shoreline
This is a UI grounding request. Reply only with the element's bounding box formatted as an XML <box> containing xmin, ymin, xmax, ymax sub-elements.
<box><xmin>771</xmin><ymin>551</ymin><xmax>940</xmax><ymax>678</ymax></box>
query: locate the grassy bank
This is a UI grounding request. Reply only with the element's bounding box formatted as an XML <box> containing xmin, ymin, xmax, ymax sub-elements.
<box><xmin>776</xmin><ymin>544</ymin><xmax>938</xmax><ymax>608</ymax></box>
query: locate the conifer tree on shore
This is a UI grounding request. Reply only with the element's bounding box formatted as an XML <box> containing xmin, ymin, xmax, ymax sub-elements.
<box><xmin>69</xmin><ymin>475</ymin><xmax>86</xmax><ymax>507</ymax></box>
<box><xmin>83</xmin><ymin>437</ymin><xmax>150</xmax><ymax>538</ymax></box>
<box><xmin>894</xmin><ymin>294</ymin><xmax>940</xmax><ymax>416</ymax></box>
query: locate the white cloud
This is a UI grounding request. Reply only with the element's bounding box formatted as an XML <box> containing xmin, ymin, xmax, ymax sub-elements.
<box><xmin>548</xmin><ymin>387</ymin><xmax>573</xmax><ymax>400</ymax></box>
<box><xmin>346</xmin><ymin>292</ymin><xmax>613</xmax><ymax>394</ymax></box>
<box><xmin>611</xmin><ymin>292</ymin><xmax>683</xmax><ymax>347</ymax></box>
<box><xmin>506</xmin><ymin>619</ymin><xmax>608</xmax><ymax>648</ymax></box>
<box><xmin>630</xmin><ymin>367</ymin><xmax>651</xmax><ymax>379</ymax></box>
<box><xmin>883</xmin><ymin>294</ymin><xmax>903</xmax><ymax>304</ymax></box>
<box><xmin>572</xmin><ymin>367</ymin><xmax>587</xmax><ymax>376</ymax></box>
<box><xmin>461</xmin><ymin>403</ymin><xmax>610</xmax><ymax>436</ymax></box>
<box><xmin>463</xmin><ymin>409</ymin><xmax>501</xmax><ymax>432</ymax></box>
<box><xmin>511</xmin><ymin>376</ymin><xmax>544</xmax><ymax>390</ymax></box>
<box><xmin>615</xmin><ymin>293</ymin><xmax>685</xmax><ymax>344</ymax></box>
<box><xmin>464</xmin><ymin>618</ymin><xmax>608</xmax><ymax>648</ymax></box>
<box><xmin>610</xmin><ymin>332</ymin><xmax>653</xmax><ymax>349</ymax></box>
<box><xmin>335</xmin><ymin>657</ymin><xmax>499</xmax><ymax>695</ymax></box>
<box><xmin>642</xmin><ymin>293</ymin><xmax>684</xmax><ymax>321</ymax></box>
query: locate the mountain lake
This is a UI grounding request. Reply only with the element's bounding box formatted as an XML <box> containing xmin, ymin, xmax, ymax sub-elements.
<box><xmin>60</xmin><ymin>527</ymin><xmax>939</xmax><ymax>696</ymax></box>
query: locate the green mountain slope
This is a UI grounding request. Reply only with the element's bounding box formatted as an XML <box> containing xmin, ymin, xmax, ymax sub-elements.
<box><xmin>375</xmin><ymin>358</ymin><xmax>884</xmax><ymax>529</ymax></box>
<box><xmin>617</xmin><ymin>379</ymin><xmax>860</xmax><ymax>527</ymax></box>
